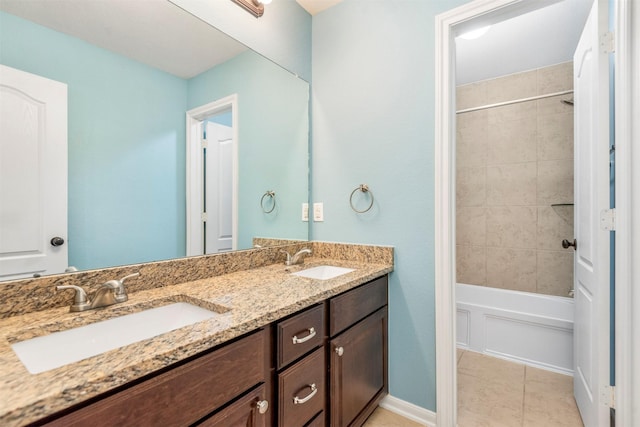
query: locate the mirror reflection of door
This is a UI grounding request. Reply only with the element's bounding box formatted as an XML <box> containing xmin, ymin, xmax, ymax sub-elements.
<box><xmin>186</xmin><ymin>95</ymin><xmax>238</xmax><ymax>257</ymax></box>
<box><xmin>0</xmin><ymin>64</ymin><xmax>68</xmax><ymax>280</ymax></box>
<box><xmin>204</xmin><ymin>114</ymin><xmax>233</xmax><ymax>253</ymax></box>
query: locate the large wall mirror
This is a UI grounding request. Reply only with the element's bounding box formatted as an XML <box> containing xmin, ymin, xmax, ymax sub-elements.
<box><xmin>0</xmin><ymin>0</ymin><xmax>309</xmax><ymax>281</ymax></box>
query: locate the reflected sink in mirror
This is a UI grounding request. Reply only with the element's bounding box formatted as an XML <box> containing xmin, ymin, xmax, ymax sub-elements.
<box><xmin>11</xmin><ymin>302</ymin><xmax>227</xmax><ymax>374</ymax></box>
<box><xmin>292</xmin><ymin>266</ymin><xmax>355</xmax><ymax>280</ymax></box>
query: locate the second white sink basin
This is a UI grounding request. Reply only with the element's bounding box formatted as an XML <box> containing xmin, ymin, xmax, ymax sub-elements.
<box><xmin>11</xmin><ymin>302</ymin><xmax>223</xmax><ymax>374</ymax></box>
<box><xmin>292</xmin><ymin>265</ymin><xmax>355</xmax><ymax>280</ymax></box>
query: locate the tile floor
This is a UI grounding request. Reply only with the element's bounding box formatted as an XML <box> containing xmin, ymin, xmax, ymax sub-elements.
<box><xmin>363</xmin><ymin>350</ymin><xmax>584</xmax><ymax>427</ymax></box>
<box><xmin>457</xmin><ymin>350</ymin><xmax>584</xmax><ymax>427</ymax></box>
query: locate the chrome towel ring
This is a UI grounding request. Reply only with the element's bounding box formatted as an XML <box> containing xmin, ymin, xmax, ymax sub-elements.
<box><xmin>350</xmin><ymin>184</ymin><xmax>374</xmax><ymax>213</ymax></box>
<box><xmin>260</xmin><ymin>191</ymin><xmax>276</xmax><ymax>213</ymax></box>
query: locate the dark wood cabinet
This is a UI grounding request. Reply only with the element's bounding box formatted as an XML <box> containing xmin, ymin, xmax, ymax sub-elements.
<box><xmin>328</xmin><ymin>276</ymin><xmax>388</xmax><ymax>427</ymax></box>
<box><xmin>197</xmin><ymin>384</ymin><xmax>269</xmax><ymax>427</ymax></box>
<box><xmin>41</xmin><ymin>329</ymin><xmax>270</xmax><ymax>427</ymax></box>
<box><xmin>36</xmin><ymin>275</ymin><xmax>388</xmax><ymax>427</ymax></box>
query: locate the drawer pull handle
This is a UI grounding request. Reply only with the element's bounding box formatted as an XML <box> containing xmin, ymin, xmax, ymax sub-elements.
<box><xmin>293</xmin><ymin>383</ymin><xmax>318</xmax><ymax>405</ymax></box>
<box><xmin>335</xmin><ymin>346</ymin><xmax>344</xmax><ymax>357</ymax></box>
<box><xmin>256</xmin><ymin>399</ymin><xmax>269</xmax><ymax>414</ymax></box>
<box><xmin>292</xmin><ymin>327</ymin><xmax>316</xmax><ymax>344</ymax></box>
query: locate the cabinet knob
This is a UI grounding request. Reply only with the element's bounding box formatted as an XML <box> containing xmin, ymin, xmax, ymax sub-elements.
<box><xmin>256</xmin><ymin>399</ymin><xmax>269</xmax><ymax>414</ymax></box>
<box><xmin>335</xmin><ymin>346</ymin><xmax>344</xmax><ymax>357</ymax></box>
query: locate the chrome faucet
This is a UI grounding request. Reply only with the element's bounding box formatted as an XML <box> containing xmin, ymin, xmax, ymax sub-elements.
<box><xmin>281</xmin><ymin>248</ymin><xmax>312</xmax><ymax>266</ymax></box>
<box><xmin>56</xmin><ymin>273</ymin><xmax>140</xmax><ymax>312</ymax></box>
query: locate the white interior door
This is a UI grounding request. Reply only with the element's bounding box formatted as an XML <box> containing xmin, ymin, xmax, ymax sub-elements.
<box><xmin>0</xmin><ymin>65</ymin><xmax>68</xmax><ymax>280</ymax></box>
<box><xmin>204</xmin><ymin>121</ymin><xmax>233</xmax><ymax>253</ymax></box>
<box><xmin>573</xmin><ymin>1</ymin><xmax>611</xmax><ymax>425</ymax></box>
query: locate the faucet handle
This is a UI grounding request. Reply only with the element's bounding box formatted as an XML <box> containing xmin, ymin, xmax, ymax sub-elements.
<box><xmin>56</xmin><ymin>285</ymin><xmax>91</xmax><ymax>312</ymax></box>
<box><xmin>280</xmin><ymin>250</ymin><xmax>292</xmax><ymax>264</ymax></box>
<box><xmin>112</xmin><ymin>272</ymin><xmax>140</xmax><ymax>303</ymax></box>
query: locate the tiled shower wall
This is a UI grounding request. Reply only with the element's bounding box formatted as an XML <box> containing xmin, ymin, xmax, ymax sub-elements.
<box><xmin>455</xmin><ymin>62</ymin><xmax>574</xmax><ymax>297</ymax></box>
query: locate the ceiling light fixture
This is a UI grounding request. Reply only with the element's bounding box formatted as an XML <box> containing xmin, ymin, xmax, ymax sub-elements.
<box><xmin>458</xmin><ymin>25</ymin><xmax>492</xmax><ymax>40</ymax></box>
<box><xmin>232</xmin><ymin>0</ymin><xmax>270</xmax><ymax>17</ymax></box>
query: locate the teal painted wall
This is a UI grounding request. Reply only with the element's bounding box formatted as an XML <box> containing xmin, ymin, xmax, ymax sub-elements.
<box><xmin>170</xmin><ymin>0</ymin><xmax>312</xmax><ymax>82</ymax></box>
<box><xmin>188</xmin><ymin>51</ymin><xmax>309</xmax><ymax>249</ymax></box>
<box><xmin>0</xmin><ymin>11</ymin><xmax>188</xmax><ymax>271</ymax></box>
<box><xmin>311</xmin><ymin>0</ymin><xmax>470</xmax><ymax>411</ymax></box>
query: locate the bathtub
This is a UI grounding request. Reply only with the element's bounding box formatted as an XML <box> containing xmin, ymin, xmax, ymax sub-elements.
<box><xmin>456</xmin><ymin>283</ymin><xmax>574</xmax><ymax>375</ymax></box>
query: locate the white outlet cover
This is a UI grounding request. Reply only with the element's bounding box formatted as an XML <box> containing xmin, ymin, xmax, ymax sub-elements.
<box><xmin>302</xmin><ymin>203</ymin><xmax>309</xmax><ymax>222</ymax></box>
<box><xmin>313</xmin><ymin>202</ymin><xmax>324</xmax><ymax>222</ymax></box>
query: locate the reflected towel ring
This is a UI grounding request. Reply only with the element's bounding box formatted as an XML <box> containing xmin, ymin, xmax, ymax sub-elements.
<box><xmin>260</xmin><ymin>190</ymin><xmax>276</xmax><ymax>213</ymax></box>
<box><xmin>349</xmin><ymin>184</ymin><xmax>374</xmax><ymax>213</ymax></box>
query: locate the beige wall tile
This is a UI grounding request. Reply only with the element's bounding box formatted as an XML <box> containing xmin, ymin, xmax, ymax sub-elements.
<box><xmin>487</xmin><ymin>117</ymin><xmax>537</xmax><ymax>165</ymax></box>
<box><xmin>537</xmin><ymin>94</ymin><xmax>574</xmax><ymax>116</ymax></box>
<box><xmin>537</xmin><ymin>112</ymin><xmax>574</xmax><ymax>161</ymax></box>
<box><xmin>457</xmin><ymin>245</ymin><xmax>486</xmax><ymax>286</ymax></box>
<box><xmin>457</xmin><ymin>167</ymin><xmax>486</xmax><ymax>207</ymax></box>
<box><xmin>486</xmin><ymin>206</ymin><xmax>537</xmax><ymax>249</ymax></box>
<box><xmin>486</xmin><ymin>247</ymin><xmax>537</xmax><ymax>292</ymax></box>
<box><xmin>487</xmin><ymin>100</ymin><xmax>536</xmax><ymax>124</ymax></box>
<box><xmin>457</xmin><ymin>81</ymin><xmax>488</xmax><ymax>110</ymax></box>
<box><xmin>537</xmin><ymin>250</ymin><xmax>574</xmax><ymax>297</ymax></box>
<box><xmin>537</xmin><ymin>61</ymin><xmax>573</xmax><ymax>94</ymax></box>
<box><xmin>457</xmin><ymin>112</ymin><xmax>488</xmax><ymax>168</ymax></box>
<box><xmin>486</xmin><ymin>69</ymin><xmax>537</xmax><ymax>104</ymax></box>
<box><xmin>487</xmin><ymin>162</ymin><xmax>537</xmax><ymax>206</ymax></box>
<box><xmin>537</xmin><ymin>159</ymin><xmax>574</xmax><ymax>205</ymax></box>
<box><xmin>537</xmin><ymin>206</ymin><xmax>574</xmax><ymax>250</ymax></box>
<box><xmin>457</xmin><ymin>207</ymin><xmax>486</xmax><ymax>246</ymax></box>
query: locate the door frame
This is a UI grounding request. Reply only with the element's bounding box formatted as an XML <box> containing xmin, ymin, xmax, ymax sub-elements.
<box><xmin>185</xmin><ymin>94</ymin><xmax>239</xmax><ymax>256</ymax></box>
<box><xmin>434</xmin><ymin>0</ymin><xmax>636</xmax><ymax>425</ymax></box>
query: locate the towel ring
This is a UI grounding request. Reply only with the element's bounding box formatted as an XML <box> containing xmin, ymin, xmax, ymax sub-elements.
<box><xmin>350</xmin><ymin>184</ymin><xmax>374</xmax><ymax>213</ymax></box>
<box><xmin>260</xmin><ymin>191</ymin><xmax>276</xmax><ymax>213</ymax></box>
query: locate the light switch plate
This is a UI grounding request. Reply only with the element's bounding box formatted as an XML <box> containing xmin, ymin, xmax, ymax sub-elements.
<box><xmin>302</xmin><ymin>203</ymin><xmax>309</xmax><ymax>222</ymax></box>
<box><xmin>313</xmin><ymin>202</ymin><xmax>324</xmax><ymax>222</ymax></box>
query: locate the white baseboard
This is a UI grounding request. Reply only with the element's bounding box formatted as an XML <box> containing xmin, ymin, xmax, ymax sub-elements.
<box><xmin>379</xmin><ymin>395</ymin><xmax>436</xmax><ymax>426</ymax></box>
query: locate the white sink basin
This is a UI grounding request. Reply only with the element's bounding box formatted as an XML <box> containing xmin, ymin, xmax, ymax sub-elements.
<box><xmin>11</xmin><ymin>302</ymin><xmax>222</xmax><ymax>374</ymax></box>
<box><xmin>292</xmin><ymin>265</ymin><xmax>355</xmax><ymax>280</ymax></box>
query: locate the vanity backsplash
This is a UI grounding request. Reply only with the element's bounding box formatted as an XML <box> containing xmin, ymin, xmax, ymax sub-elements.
<box><xmin>0</xmin><ymin>241</ymin><xmax>393</xmax><ymax>319</ymax></box>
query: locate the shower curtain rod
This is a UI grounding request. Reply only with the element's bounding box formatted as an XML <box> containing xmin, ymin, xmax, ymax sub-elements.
<box><xmin>456</xmin><ymin>89</ymin><xmax>574</xmax><ymax>114</ymax></box>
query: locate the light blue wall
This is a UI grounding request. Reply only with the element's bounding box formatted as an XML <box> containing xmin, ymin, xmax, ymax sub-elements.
<box><xmin>0</xmin><ymin>11</ymin><xmax>188</xmax><ymax>271</ymax></box>
<box><xmin>312</xmin><ymin>0</ymin><xmax>470</xmax><ymax>411</ymax></box>
<box><xmin>169</xmin><ymin>0</ymin><xmax>312</xmax><ymax>81</ymax></box>
<box><xmin>188</xmin><ymin>51</ymin><xmax>310</xmax><ymax>249</ymax></box>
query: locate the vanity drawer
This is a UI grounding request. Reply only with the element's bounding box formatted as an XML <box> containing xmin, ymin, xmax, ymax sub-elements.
<box><xmin>278</xmin><ymin>347</ymin><xmax>325</xmax><ymax>427</ymax></box>
<box><xmin>44</xmin><ymin>329</ymin><xmax>268</xmax><ymax>427</ymax></box>
<box><xmin>329</xmin><ymin>276</ymin><xmax>388</xmax><ymax>336</ymax></box>
<box><xmin>277</xmin><ymin>304</ymin><xmax>324</xmax><ymax>369</ymax></box>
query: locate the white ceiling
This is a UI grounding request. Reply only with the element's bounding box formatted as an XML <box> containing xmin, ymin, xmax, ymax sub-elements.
<box><xmin>455</xmin><ymin>0</ymin><xmax>593</xmax><ymax>85</ymax></box>
<box><xmin>0</xmin><ymin>0</ymin><xmax>248</xmax><ymax>79</ymax></box>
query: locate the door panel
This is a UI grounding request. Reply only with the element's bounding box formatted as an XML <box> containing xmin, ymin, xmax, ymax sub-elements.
<box><xmin>572</xmin><ymin>1</ymin><xmax>611</xmax><ymax>425</ymax></box>
<box><xmin>205</xmin><ymin>121</ymin><xmax>233</xmax><ymax>253</ymax></box>
<box><xmin>0</xmin><ymin>65</ymin><xmax>67</xmax><ymax>280</ymax></box>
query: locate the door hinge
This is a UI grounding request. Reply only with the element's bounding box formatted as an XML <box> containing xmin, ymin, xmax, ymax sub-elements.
<box><xmin>201</xmin><ymin>212</ymin><xmax>208</xmax><ymax>222</ymax></box>
<box><xmin>601</xmin><ymin>31</ymin><xmax>615</xmax><ymax>53</ymax></box>
<box><xmin>600</xmin><ymin>209</ymin><xmax>615</xmax><ymax>231</ymax></box>
<box><xmin>603</xmin><ymin>385</ymin><xmax>615</xmax><ymax>409</ymax></box>
<box><xmin>201</xmin><ymin>137</ymin><xmax>208</xmax><ymax>149</ymax></box>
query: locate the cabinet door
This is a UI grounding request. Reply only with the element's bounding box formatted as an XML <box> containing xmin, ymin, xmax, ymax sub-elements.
<box><xmin>330</xmin><ymin>308</ymin><xmax>387</xmax><ymax>427</ymax></box>
<box><xmin>198</xmin><ymin>384</ymin><xmax>269</xmax><ymax>427</ymax></box>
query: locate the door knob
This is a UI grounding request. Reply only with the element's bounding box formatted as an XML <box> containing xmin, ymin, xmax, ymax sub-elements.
<box><xmin>50</xmin><ymin>237</ymin><xmax>65</xmax><ymax>247</ymax></box>
<box><xmin>562</xmin><ymin>239</ymin><xmax>577</xmax><ymax>250</ymax></box>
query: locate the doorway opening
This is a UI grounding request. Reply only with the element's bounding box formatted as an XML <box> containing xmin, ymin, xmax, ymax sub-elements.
<box><xmin>434</xmin><ymin>0</ymin><xmax>616</xmax><ymax>426</ymax></box>
<box><xmin>186</xmin><ymin>94</ymin><xmax>238</xmax><ymax>256</ymax></box>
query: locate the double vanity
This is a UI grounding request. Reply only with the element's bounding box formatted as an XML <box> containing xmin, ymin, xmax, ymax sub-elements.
<box><xmin>0</xmin><ymin>242</ymin><xmax>393</xmax><ymax>426</ymax></box>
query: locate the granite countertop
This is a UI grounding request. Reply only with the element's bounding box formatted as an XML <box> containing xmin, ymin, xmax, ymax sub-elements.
<box><xmin>0</xmin><ymin>257</ymin><xmax>393</xmax><ymax>426</ymax></box>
